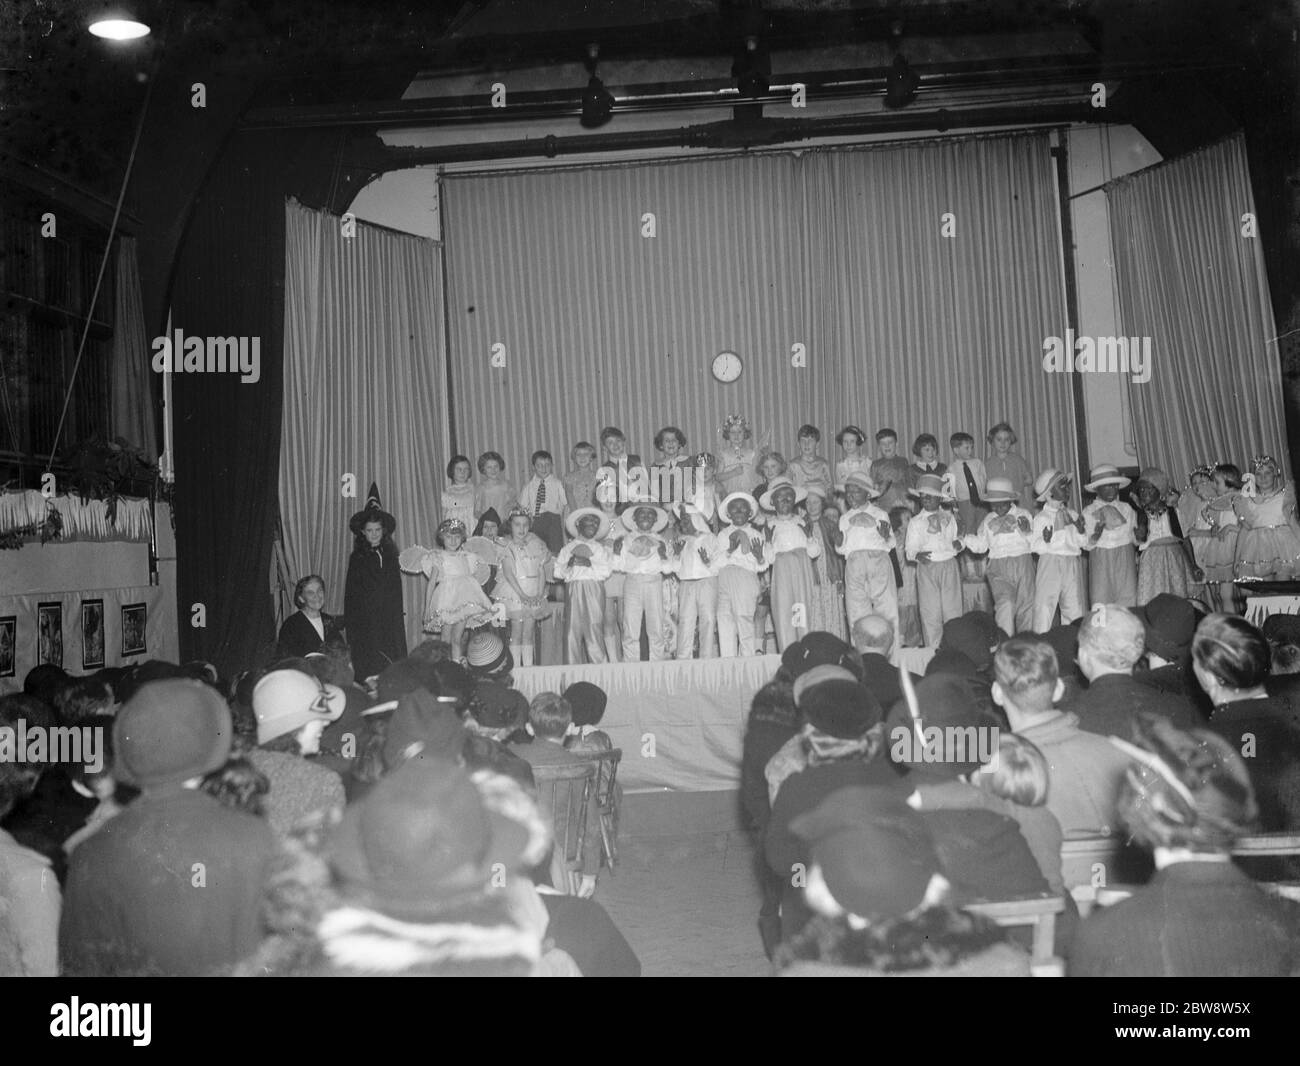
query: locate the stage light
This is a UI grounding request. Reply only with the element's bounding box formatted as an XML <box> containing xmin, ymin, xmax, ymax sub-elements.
<box><xmin>580</xmin><ymin>42</ymin><xmax>615</xmax><ymax>129</ymax></box>
<box><xmin>88</xmin><ymin>11</ymin><xmax>151</xmax><ymax>40</ymax></box>
<box><xmin>884</xmin><ymin>53</ymin><xmax>919</xmax><ymax>109</ymax></box>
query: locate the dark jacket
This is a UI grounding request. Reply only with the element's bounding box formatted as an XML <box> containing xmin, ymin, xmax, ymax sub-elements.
<box><xmin>858</xmin><ymin>652</ymin><xmax>916</xmax><ymax>713</ymax></box>
<box><xmin>1071</xmin><ymin>861</ymin><xmax>1300</xmax><ymax>976</ymax></box>
<box><xmin>59</xmin><ymin>788</ymin><xmax>278</xmax><ymax>975</ymax></box>
<box><xmin>741</xmin><ymin>718</ymin><xmax>798</xmax><ymax>835</ymax></box>
<box><xmin>1206</xmin><ymin>696</ymin><xmax>1300</xmax><ymax>831</ymax></box>
<box><xmin>541</xmin><ymin>893</ymin><xmax>641</xmax><ymax>977</ymax></box>
<box><xmin>276</xmin><ymin>610</ymin><xmax>343</xmax><ymax>659</ymax></box>
<box><xmin>343</xmin><ymin>542</ymin><xmax>407</xmax><ymax>681</ymax></box>
<box><xmin>920</xmin><ymin>808</ymin><xmax>1049</xmax><ymax>901</ymax></box>
<box><xmin>1065</xmin><ymin>672</ymin><xmax>1201</xmax><ymax>740</ymax></box>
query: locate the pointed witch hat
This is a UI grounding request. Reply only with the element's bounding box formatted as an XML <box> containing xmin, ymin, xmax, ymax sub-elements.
<box><xmin>350</xmin><ymin>481</ymin><xmax>397</xmax><ymax>536</ymax></box>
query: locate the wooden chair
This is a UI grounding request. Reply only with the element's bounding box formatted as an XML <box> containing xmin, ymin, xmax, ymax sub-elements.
<box><xmin>575</xmin><ymin>748</ymin><xmax>622</xmax><ymax>871</ymax></box>
<box><xmin>964</xmin><ymin>894</ymin><xmax>1066</xmax><ymax>977</ymax></box>
<box><xmin>1231</xmin><ymin>832</ymin><xmax>1300</xmax><ymax>857</ymax></box>
<box><xmin>531</xmin><ymin>761</ymin><xmax>596</xmax><ymax>895</ymax></box>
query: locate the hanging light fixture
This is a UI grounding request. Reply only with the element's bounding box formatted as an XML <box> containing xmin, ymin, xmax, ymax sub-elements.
<box><xmin>87</xmin><ymin>5</ymin><xmax>151</xmax><ymax>40</ymax></box>
<box><xmin>883</xmin><ymin>19</ymin><xmax>919</xmax><ymax>109</ymax></box>
<box><xmin>732</xmin><ymin>34</ymin><xmax>771</xmax><ymax>98</ymax></box>
<box><xmin>580</xmin><ymin>43</ymin><xmax>615</xmax><ymax>128</ymax></box>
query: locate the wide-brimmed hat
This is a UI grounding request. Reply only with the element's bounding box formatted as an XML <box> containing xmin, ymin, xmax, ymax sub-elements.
<box><xmin>1034</xmin><ymin>468</ymin><xmax>1071</xmax><ymax>502</ymax></box>
<box><xmin>759</xmin><ymin>476</ymin><xmax>807</xmax><ymax>511</ymax></box>
<box><xmin>565</xmin><ymin>506</ymin><xmax>611</xmax><ymax>540</ymax></box>
<box><xmin>620</xmin><ymin>502</ymin><xmax>669</xmax><ymax>533</ymax></box>
<box><xmin>983</xmin><ymin>477</ymin><xmax>1019</xmax><ymax>503</ymax></box>
<box><xmin>253</xmin><ymin>668</ymin><xmax>345</xmax><ymax>745</ymax></box>
<box><xmin>113</xmin><ymin>679</ymin><xmax>234</xmax><ymax>790</ymax></box>
<box><xmin>382</xmin><ymin>687</ymin><xmax>468</xmax><ymax>770</ymax></box>
<box><xmin>328</xmin><ymin>758</ymin><xmax>534</xmax><ymax>920</ymax></box>
<box><xmin>719</xmin><ymin>492</ymin><xmax>759</xmax><ymax>523</ymax></box>
<box><xmin>465</xmin><ymin>629</ymin><xmax>513</xmax><ymax>678</ymax></box>
<box><xmin>349</xmin><ymin>482</ymin><xmax>397</xmax><ymax>537</ymax></box>
<box><xmin>1085</xmin><ymin>464</ymin><xmax>1131</xmax><ymax>492</ymax></box>
<box><xmin>843</xmin><ymin>471</ymin><xmax>880</xmax><ymax>498</ymax></box>
<box><xmin>909</xmin><ymin>472</ymin><xmax>952</xmax><ymax>499</ymax></box>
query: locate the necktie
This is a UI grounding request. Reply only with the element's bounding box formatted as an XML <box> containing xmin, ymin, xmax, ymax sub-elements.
<box><xmin>961</xmin><ymin>462</ymin><xmax>982</xmax><ymax>507</ymax></box>
<box><xmin>535</xmin><ymin>479</ymin><xmax>546</xmax><ymax>515</ymax></box>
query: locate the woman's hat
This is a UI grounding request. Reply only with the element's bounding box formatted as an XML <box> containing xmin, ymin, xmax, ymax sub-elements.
<box><xmin>1084</xmin><ymin>464</ymin><xmax>1131</xmax><ymax>492</ymax></box>
<box><xmin>252</xmin><ymin>668</ymin><xmax>345</xmax><ymax>745</ymax></box>
<box><xmin>562</xmin><ymin>681</ymin><xmax>608</xmax><ymax>727</ymax></box>
<box><xmin>982</xmin><ymin>477</ymin><xmax>1019</xmax><ymax>503</ymax></box>
<box><xmin>465</xmin><ymin>629</ymin><xmax>513</xmax><ymax>678</ymax></box>
<box><xmin>565</xmin><ymin>506</ymin><xmax>611</xmax><ymax>540</ymax></box>
<box><xmin>1033</xmin><ymin>468</ymin><xmax>1071</xmax><ymax>502</ymax></box>
<box><xmin>800</xmin><ymin>678</ymin><xmax>884</xmax><ymax>739</ymax></box>
<box><xmin>349</xmin><ymin>482</ymin><xmax>397</xmax><ymax>537</ymax></box>
<box><xmin>620</xmin><ymin>502</ymin><xmax>669</xmax><ymax>533</ymax></box>
<box><xmin>720</xmin><ymin>492</ymin><xmax>759</xmax><ymax>522</ymax></box>
<box><xmin>381</xmin><ymin>687</ymin><xmax>467</xmax><ymax>770</ymax></box>
<box><xmin>909</xmin><ymin>472</ymin><xmax>952</xmax><ymax>499</ymax></box>
<box><xmin>328</xmin><ymin>758</ymin><xmax>537</xmax><ymax>919</ymax></box>
<box><xmin>759</xmin><ymin>476</ymin><xmax>807</xmax><ymax>511</ymax></box>
<box><xmin>1138</xmin><ymin>594</ymin><xmax>1197</xmax><ymax>663</ymax></box>
<box><xmin>469</xmin><ymin>681</ymin><xmax>529</xmax><ymax>731</ymax></box>
<box><xmin>113</xmin><ymin>679</ymin><xmax>234</xmax><ymax>790</ymax></box>
<box><xmin>782</xmin><ymin>632</ymin><xmax>865</xmax><ymax>682</ymax></box>
<box><xmin>843</xmin><ymin>471</ymin><xmax>880</xmax><ymax>497</ymax></box>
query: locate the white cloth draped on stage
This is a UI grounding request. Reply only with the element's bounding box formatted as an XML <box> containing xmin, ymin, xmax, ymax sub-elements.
<box><xmin>0</xmin><ymin>489</ymin><xmax>152</xmax><ymax>542</ymax></box>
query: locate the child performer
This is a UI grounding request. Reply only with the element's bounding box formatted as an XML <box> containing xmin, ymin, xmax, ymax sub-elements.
<box><xmin>517</xmin><ymin>449</ymin><xmax>568</xmax><ymax>556</ymax></box>
<box><xmin>838</xmin><ymin>471</ymin><xmax>899</xmax><ymax>634</ymax></box>
<box><xmin>492</xmin><ymin>507</ymin><xmax>553</xmax><ymax>667</ymax></box>
<box><xmin>949</xmin><ymin>432</ymin><xmax>987</xmax><ymax>533</ymax></box>
<box><xmin>612</xmin><ymin>502</ymin><xmax>673</xmax><ymax>661</ymax></box>
<box><xmin>909</xmin><ymin>433</ymin><xmax>947</xmax><ymax>485</ymax></box>
<box><xmin>673</xmin><ymin>504</ymin><xmax>721</xmax><ymax>658</ymax></box>
<box><xmin>760</xmin><ymin>476</ymin><xmax>821</xmax><ymax>651</ymax></box>
<box><xmin>1081</xmin><ymin>464</ymin><xmax>1137</xmax><ymax>607</ymax></box>
<box><xmin>905</xmin><ymin>473</ymin><xmax>963</xmax><ymax>647</ymax></box>
<box><xmin>475</xmin><ymin>451</ymin><xmax>514</xmax><ymax>523</ymax></box>
<box><xmin>595</xmin><ymin>481</ymin><xmax>625</xmax><ymax>661</ymax></box>
<box><xmin>689</xmin><ymin>452</ymin><xmax>721</xmax><ymax>529</ymax></box>
<box><xmin>1135</xmin><ymin>470</ymin><xmax>1203</xmax><ymax>600</ymax></box>
<box><xmin>789</xmin><ymin>424</ymin><xmax>833</xmax><ymax>499</ymax></box>
<box><xmin>555</xmin><ymin>507</ymin><xmax>614</xmax><ymax>664</ymax></box>
<box><xmin>986</xmin><ymin>422</ymin><xmax>1035</xmax><ymax>511</ymax></box>
<box><xmin>442</xmin><ymin>455</ymin><xmax>477</xmax><ymax>528</ymax></box>
<box><xmin>1198</xmin><ymin>463</ymin><xmax>1242</xmax><ymax>612</ymax></box>
<box><xmin>651</xmin><ymin>426</ymin><xmax>691</xmax><ymax>506</ymax></box>
<box><xmin>562</xmin><ymin>441</ymin><xmax>602</xmax><ymax>512</ymax></box>
<box><xmin>871</xmin><ymin>428</ymin><xmax>912</xmax><ymax>513</ymax></box>
<box><xmin>1030</xmin><ymin>469</ymin><xmax>1087</xmax><ymax>632</ymax></box>
<box><xmin>399</xmin><ymin>518</ymin><xmax>495</xmax><ymax>657</ymax></box>
<box><xmin>962</xmin><ymin>477</ymin><xmax>1035</xmax><ymax>636</ymax></box>
<box><xmin>716</xmin><ymin>492</ymin><xmax>773</xmax><ymax>657</ymax></box>
<box><xmin>716</xmin><ymin>414</ymin><xmax>760</xmax><ymax>497</ymax></box>
<box><xmin>891</xmin><ymin>505</ymin><xmax>924</xmax><ymax>648</ymax></box>
<box><xmin>834</xmin><ymin>425</ymin><xmax>870</xmax><ymax>497</ymax></box>
<box><xmin>804</xmin><ymin>485</ymin><xmax>847</xmax><ymax>640</ymax></box>
<box><xmin>1234</xmin><ymin>453</ymin><xmax>1300</xmax><ymax>580</ymax></box>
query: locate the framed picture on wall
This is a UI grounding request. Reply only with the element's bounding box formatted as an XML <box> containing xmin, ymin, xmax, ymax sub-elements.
<box><xmin>82</xmin><ymin>599</ymin><xmax>105</xmax><ymax>670</ymax></box>
<box><xmin>37</xmin><ymin>602</ymin><xmax>64</xmax><ymax>667</ymax></box>
<box><xmin>122</xmin><ymin>602</ymin><xmax>147</xmax><ymax>657</ymax></box>
<box><xmin>0</xmin><ymin>616</ymin><xmax>15</xmax><ymax>678</ymax></box>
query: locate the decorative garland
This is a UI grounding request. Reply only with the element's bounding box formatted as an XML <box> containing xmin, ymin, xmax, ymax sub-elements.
<box><xmin>0</xmin><ymin>490</ymin><xmax>152</xmax><ymax>546</ymax></box>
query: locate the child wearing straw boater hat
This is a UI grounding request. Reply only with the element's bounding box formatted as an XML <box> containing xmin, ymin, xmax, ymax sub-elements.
<box><xmin>611</xmin><ymin>500</ymin><xmax>673</xmax><ymax>662</ymax></box>
<box><xmin>838</xmin><ymin>470</ymin><xmax>899</xmax><ymax>635</ymax></box>
<box><xmin>671</xmin><ymin>503</ymin><xmax>722</xmax><ymax>659</ymax></box>
<box><xmin>961</xmin><ymin>476</ymin><xmax>1036</xmax><ymax>635</ymax></box>
<box><xmin>904</xmin><ymin>472</ymin><xmax>963</xmax><ymax>648</ymax></box>
<box><xmin>555</xmin><ymin>507</ymin><xmax>614</xmax><ymax>665</ymax></box>
<box><xmin>1082</xmin><ymin>463</ymin><xmax>1138</xmax><ymax>608</ymax></box>
<box><xmin>1030</xmin><ymin>468</ymin><xmax>1087</xmax><ymax>632</ymax></box>
<box><xmin>715</xmin><ymin>491</ymin><xmax>773</xmax><ymax>657</ymax></box>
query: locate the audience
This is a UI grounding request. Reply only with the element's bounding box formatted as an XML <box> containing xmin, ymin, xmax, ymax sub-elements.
<box><xmin>850</xmin><ymin>614</ymin><xmax>917</xmax><ymax>710</ymax></box>
<box><xmin>0</xmin><ymin>759</ymin><xmax>59</xmax><ymax>976</ymax></box>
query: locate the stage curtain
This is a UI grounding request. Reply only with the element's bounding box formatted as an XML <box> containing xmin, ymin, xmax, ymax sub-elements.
<box><xmin>109</xmin><ymin>236</ymin><xmax>157</xmax><ymax>458</ymax></box>
<box><xmin>1106</xmin><ymin>133</ymin><xmax>1287</xmax><ymax>481</ymax></box>
<box><xmin>280</xmin><ymin>199</ymin><xmax>448</xmax><ymax>651</ymax></box>
<box><xmin>441</xmin><ymin>131</ymin><xmax>1074</xmax><ymax>491</ymax></box>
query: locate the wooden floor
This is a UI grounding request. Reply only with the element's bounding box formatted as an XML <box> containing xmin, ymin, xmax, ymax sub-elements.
<box><xmin>593</xmin><ymin>790</ymin><xmax>771</xmax><ymax>977</ymax></box>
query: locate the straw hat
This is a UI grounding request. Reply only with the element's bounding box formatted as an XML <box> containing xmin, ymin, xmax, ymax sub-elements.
<box><xmin>565</xmin><ymin>506</ymin><xmax>611</xmax><ymax>540</ymax></box>
<box><xmin>1034</xmin><ymin>469</ymin><xmax>1071</xmax><ymax>502</ymax></box>
<box><xmin>759</xmin><ymin>476</ymin><xmax>807</xmax><ymax>511</ymax></box>
<box><xmin>909</xmin><ymin>472</ymin><xmax>951</xmax><ymax>499</ymax></box>
<box><xmin>983</xmin><ymin>477</ymin><xmax>1019</xmax><ymax>503</ymax></box>
<box><xmin>620</xmin><ymin>502</ymin><xmax>670</xmax><ymax>534</ymax></box>
<box><xmin>843</xmin><ymin>471</ymin><xmax>880</xmax><ymax>498</ymax></box>
<box><xmin>719</xmin><ymin>492</ymin><xmax>760</xmax><ymax>523</ymax></box>
<box><xmin>1084</xmin><ymin>464</ymin><xmax>1131</xmax><ymax>492</ymax></box>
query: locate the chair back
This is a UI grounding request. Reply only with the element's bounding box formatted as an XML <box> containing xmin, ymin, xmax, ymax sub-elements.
<box><xmin>580</xmin><ymin>748</ymin><xmax>622</xmax><ymax>810</ymax></box>
<box><xmin>964</xmin><ymin>893</ymin><xmax>1065</xmax><ymax>975</ymax></box>
<box><xmin>531</xmin><ymin>761</ymin><xmax>596</xmax><ymax>893</ymax></box>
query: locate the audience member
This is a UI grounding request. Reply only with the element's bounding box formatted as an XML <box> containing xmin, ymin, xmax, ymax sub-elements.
<box><xmin>851</xmin><ymin>614</ymin><xmax>917</xmax><ymax>710</ymax></box>
<box><xmin>0</xmin><ymin>758</ymin><xmax>59</xmax><ymax>976</ymax></box>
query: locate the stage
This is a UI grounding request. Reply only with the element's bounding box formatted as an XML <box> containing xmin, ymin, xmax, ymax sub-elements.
<box><xmin>512</xmin><ymin>649</ymin><xmax>936</xmax><ymax>792</ymax></box>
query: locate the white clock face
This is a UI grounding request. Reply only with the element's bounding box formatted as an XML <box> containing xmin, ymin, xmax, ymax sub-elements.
<box><xmin>712</xmin><ymin>350</ymin><xmax>743</xmax><ymax>383</ymax></box>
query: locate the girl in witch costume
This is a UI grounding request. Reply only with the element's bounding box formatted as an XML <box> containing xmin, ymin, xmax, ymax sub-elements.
<box><xmin>344</xmin><ymin>484</ymin><xmax>408</xmax><ymax>684</ymax></box>
<box><xmin>399</xmin><ymin>518</ymin><xmax>496</xmax><ymax>658</ymax></box>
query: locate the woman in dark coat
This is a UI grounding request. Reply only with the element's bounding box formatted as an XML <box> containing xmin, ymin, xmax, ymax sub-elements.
<box><xmin>343</xmin><ymin>485</ymin><xmax>407</xmax><ymax>682</ymax></box>
<box><xmin>277</xmin><ymin>575</ymin><xmax>344</xmax><ymax>659</ymax></box>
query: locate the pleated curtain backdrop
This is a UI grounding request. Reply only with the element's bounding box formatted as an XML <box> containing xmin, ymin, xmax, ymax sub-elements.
<box><xmin>442</xmin><ymin>131</ymin><xmax>1075</xmax><ymax>488</ymax></box>
<box><xmin>1106</xmin><ymin>133</ymin><xmax>1287</xmax><ymax>481</ymax></box>
<box><xmin>280</xmin><ymin>199</ymin><xmax>448</xmax><ymax>651</ymax></box>
<box><xmin>109</xmin><ymin>235</ymin><xmax>157</xmax><ymax>458</ymax></box>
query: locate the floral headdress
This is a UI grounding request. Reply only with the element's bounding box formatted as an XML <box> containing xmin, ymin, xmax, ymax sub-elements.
<box><xmin>719</xmin><ymin>414</ymin><xmax>751</xmax><ymax>440</ymax></box>
<box><xmin>1249</xmin><ymin>454</ymin><xmax>1278</xmax><ymax>473</ymax></box>
<box><xmin>1187</xmin><ymin>463</ymin><xmax>1215</xmax><ymax>484</ymax></box>
<box><xmin>437</xmin><ymin>518</ymin><xmax>467</xmax><ymax>538</ymax></box>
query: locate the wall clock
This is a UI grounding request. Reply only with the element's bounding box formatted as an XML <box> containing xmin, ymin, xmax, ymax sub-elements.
<box><xmin>711</xmin><ymin>350</ymin><xmax>743</xmax><ymax>383</ymax></box>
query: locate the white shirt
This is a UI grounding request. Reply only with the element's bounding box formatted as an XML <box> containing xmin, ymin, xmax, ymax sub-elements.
<box><xmin>554</xmin><ymin>539</ymin><xmax>614</xmax><ymax>581</ymax></box>
<box><xmin>517</xmin><ymin>475</ymin><xmax>568</xmax><ymax>517</ymax></box>
<box><xmin>717</xmin><ymin>523</ymin><xmax>773</xmax><ymax>573</ymax></box>
<box><xmin>949</xmin><ymin>458</ymin><xmax>987</xmax><ymax>501</ymax></box>
<box><xmin>838</xmin><ymin>504</ymin><xmax>894</xmax><ymax>554</ymax></box>
<box><xmin>614</xmin><ymin>531</ymin><xmax>672</xmax><ymax>575</ymax></box>
<box><xmin>676</xmin><ymin>532</ymin><xmax>721</xmax><ymax>580</ymax></box>
<box><xmin>1082</xmin><ymin>498</ymin><xmax>1137</xmax><ymax>550</ymax></box>
<box><xmin>963</xmin><ymin>506</ymin><xmax>1034</xmax><ymax>559</ymax></box>
<box><xmin>1032</xmin><ymin>502</ymin><xmax>1085</xmax><ymax>556</ymax></box>
<box><xmin>768</xmin><ymin>515</ymin><xmax>822</xmax><ymax>558</ymax></box>
<box><xmin>905</xmin><ymin>507</ymin><xmax>960</xmax><ymax>563</ymax></box>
